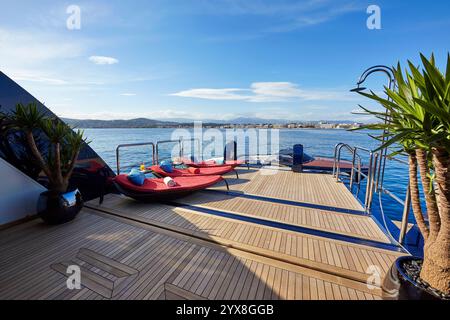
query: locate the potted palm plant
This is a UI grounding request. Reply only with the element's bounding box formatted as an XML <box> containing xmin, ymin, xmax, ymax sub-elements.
<box><xmin>1</xmin><ymin>103</ymin><xmax>88</xmax><ymax>225</ymax></box>
<box><xmin>354</xmin><ymin>53</ymin><xmax>449</xmax><ymax>299</ymax></box>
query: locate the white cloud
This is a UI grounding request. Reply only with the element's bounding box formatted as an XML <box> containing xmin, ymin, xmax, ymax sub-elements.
<box><xmin>57</xmin><ymin>109</ymin><xmax>222</xmax><ymax>120</ymax></box>
<box><xmin>89</xmin><ymin>56</ymin><xmax>119</xmax><ymax>65</ymax></box>
<box><xmin>265</xmin><ymin>2</ymin><xmax>362</xmax><ymax>33</ymax></box>
<box><xmin>0</xmin><ymin>28</ymin><xmax>85</xmax><ymax>66</ymax></box>
<box><xmin>56</xmin><ymin>108</ymin><xmax>372</xmax><ymax>122</ymax></box>
<box><xmin>172</xmin><ymin>88</ymin><xmax>251</xmax><ymax>101</ymax></box>
<box><xmin>7</xmin><ymin>70</ymin><xmax>68</xmax><ymax>85</ymax></box>
<box><xmin>171</xmin><ymin>82</ymin><xmax>354</xmax><ymax>102</ymax></box>
<box><xmin>120</xmin><ymin>93</ymin><xmax>137</xmax><ymax>96</ymax></box>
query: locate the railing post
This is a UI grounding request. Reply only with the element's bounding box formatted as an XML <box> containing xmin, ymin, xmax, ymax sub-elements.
<box><xmin>375</xmin><ymin>150</ymin><xmax>384</xmax><ymax>192</ymax></box>
<box><xmin>357</xmin><ymin>158</ymin><xmax>362</xmax><ymax>185</ymax></box>
<box><xmin>116</xmin><ymin>142</ymin><xmax>155</xmax><ymax>174</ymax></box>
<box><xmin>151</xmin><ymin>143</ymin><xmax>155</xmax><ymax>165</ymax></box>
<box><xmin>335</xmin><ymin>146</ymin><xmax>340</xmax><ymax>181</ymax></box>
<box><xmin>335</xmin><ymin>144</ymin><xmax>345</xmax><ymax>182</ymax></box>
<box><xmin>399</xmin><ymin>183</ymin><xmax>411</xmax><ymax>244</ymax></box>
<box><xmin>349</xmin><ymin>148</ymin><xmax>357</xmax><ymax>189</ymax></box>
<box><xmin>179</xmin><ymin>140</ymin><xmax>182</xmax><ymax>159</ymax></box>
<box><xmin>332</xmin><ymin>143</ymin><xmax>343</xmax><ymax>177</ymax></box>
<box><xmin>367</xmin><ymin>153</ymin><xmax>379</xmax><ymax>210</ymax></box>
<box><xmin>364</xmin><ymin>152</ymin><xmax>374</xmax><ymax>211</ymax></box>
<box><xmin>116</xmin><ymin>147</ymin><xmax>120</xmax><ymax>175</ymax></box>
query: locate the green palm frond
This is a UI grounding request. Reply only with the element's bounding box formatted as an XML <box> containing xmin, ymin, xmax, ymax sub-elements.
<box><xmin>2</xmin><ymin>102</ymin><xmax>89</xmax><ymax>191</ymax></box>
<box><xmin>41</xmin><ymin>118</ymin><xmax>71</xmax><ymax>143</ymax></box>
<box><xmin>353</xmin><ymin>53</ymin><xmax>450</xmax><ymax>155</ymax></box>
<box><xmin>10</xmin><ymin>103</ymin><xmax>45</xmax><ymax>132</ymax></box>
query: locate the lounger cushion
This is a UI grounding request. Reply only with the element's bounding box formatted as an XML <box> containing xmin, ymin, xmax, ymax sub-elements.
<box><xmin>127</xmin><ymin>169</ymin><xmax>146</xmax><ymax>186</ymax></box>
<box><xmin>188</xmin><ymin>167</ymin><xmax>200</xmax><ymax>174</ymax></box>
<box><xmin>160</xmin><ymin>160</ymin><xmax>173</xmax><ymax>173</ymax></box>
<box><xmin>206</xmin><ymin>157</ymin><xmax>224</xmax><ymax>165</ymax></box>
<box><xmin>184</xmin><ymin>159</ymin><xmax>244</xmax><ymax>168</ymax></box>
<box><xmin>151</xmin><ymin>165</ymin><xmax>233</xmax><ymax>177</ymax></box>
<box><xmin>114</xmin><ymin>174</ymin><xmax>223</xmax><ymax>193</ymax></box>
<box><xmin>163</xmin><ymin>176</ymin><xmax>177</xmax><ymax>187</ymax></box>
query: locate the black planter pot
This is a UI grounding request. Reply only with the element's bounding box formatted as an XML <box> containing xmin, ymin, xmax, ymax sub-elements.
<box><xmin>382</xmin><ymin>256</ymin><xmax>444</xmax><ymax>300</ymax></box>
<box><xmin>37</xmin><ymin>189</ymin><xmax>83</xmax><ymax>225</ymax></box>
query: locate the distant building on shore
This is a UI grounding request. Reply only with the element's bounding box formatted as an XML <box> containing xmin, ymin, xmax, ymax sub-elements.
<box><xmin>318</xmin><ymin>122</ymin><xmax>335</xmax><ymax>129</ymax></box>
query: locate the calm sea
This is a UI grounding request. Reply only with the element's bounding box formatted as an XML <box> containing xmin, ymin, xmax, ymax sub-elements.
<box><xmin>84</xmin><ymin>128</ymin><xmax>415</xmax><ymax>223</ymax></box>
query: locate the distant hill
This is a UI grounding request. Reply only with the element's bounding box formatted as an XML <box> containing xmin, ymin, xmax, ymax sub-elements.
<box><xmin>157</xmin><ymin>117</ymin><xmax>357</xmax><ymax>125</ymax></box>
<box><xmin>62</xmin><ymin>117</ymin><xmax>358</xmax><ymax>128</ymax></box>
<box><xmin>226</xmin><ymin>117</ymin><xmax>291</xmax><ymax>125</ymax></box>
<box><xmin>62</xmin><ymin>117</ymin><xmax>180</xmax><ymax>128</ymax></box>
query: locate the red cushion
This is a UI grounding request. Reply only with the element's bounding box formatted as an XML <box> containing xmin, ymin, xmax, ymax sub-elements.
<box><xmin>225</xmin><ymin>160</ymin><xmax>245</xmax><ymax>166</ymax></box>
<box><xmin>114</xmin><ymin>174</ymin><xmax>223</xmax><ymax>193</ymax></box>
<box><xmin>184</xmin><ymin>159</ymin><xmax>245</xmax><ymax>168</ymax></box>
<box><xmin>188</xmin><ymin>167</ymin><xmax>200</xmax><ymax>174</ymax></box>
<box><xmin>196</xmin><ymin>166</ymin><xmax>233</xmax><ymax>175</ymax></box>
<box><xmin>151</xmin><ymin>165</ymin><xmax>233</xmax><ymax>177</ymax></box>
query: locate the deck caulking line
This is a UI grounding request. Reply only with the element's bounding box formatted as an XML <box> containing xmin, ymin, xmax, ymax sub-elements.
<box><xmin>204</xmin><ymin>189</ymin><xmax>367</xmax><ymax>216</ymax></box>
<box><xmin>164</xmin><ymin>201</ymin><xmax>406</xmax><ymax>253</ymax></box>
<box><xmin>84</xmin><ymin>204</ymin><xmax>393</xmax><ymax>289</ymax></box>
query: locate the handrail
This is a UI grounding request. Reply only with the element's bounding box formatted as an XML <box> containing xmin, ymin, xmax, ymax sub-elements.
<box><xmin>353</xmin><ymin>146</ymin><xmax>377</xmax><ymax>211</ymax></box>
<box><xmin>334</xmin><ymin>143</ymin><xmax>351</xmax><ymax>179</ymax></box>
<box><xmin>179</xmin><ymin>138</ymin><xmax>202</xmax><ymax>161</ymax></box>
<box><xmin>333</xmin><ymin>142</ymin><xmax>413</xmax><ymax>244</ymax></box>
<box><xmin>334</xmin><ymin>143</ymin><xmax>361</xmax><ymax>183</ymax></box>
<box><xmin>155</xmin><ymin>139</ymin><xmax>182</xmax><ymax>163</ymax></box>
<box><xmin>116</xmin><ymin>142</ymin><xmax>155</xmax><ymax>175</ymax></box>
<box><xmin>332</xmin><ymin>143</ymin><xmax>346</xmax><ymax>175</ymax></box>
<box><xmin>381</xmin><ymin>154</ymin><xmax>409</xmax><ymax>166</ymax></box>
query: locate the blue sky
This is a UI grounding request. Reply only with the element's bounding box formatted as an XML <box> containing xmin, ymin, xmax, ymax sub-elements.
<box><xmin>0</xmin><ymin>0</ymin><xmax>449</xmax><ymax>122</ymax></box>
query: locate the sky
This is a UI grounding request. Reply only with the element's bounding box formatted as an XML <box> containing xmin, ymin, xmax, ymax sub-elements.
<box><xmin>0</xmin><ymin>0</ymin><xmax>449</xmax><ymax>122</ymax></box>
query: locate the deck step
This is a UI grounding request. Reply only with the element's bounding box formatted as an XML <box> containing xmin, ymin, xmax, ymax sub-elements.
<box><xmin>86</xmin><ymin>200</ymin><xmax>404</xmax><ymax>287</ymax></box>
<box><xmin>51</xmin><ymin>248</ymin><xmax>139</xmax><ymax>298</ymax></box>
<box><xmin>163</xmin><ymin>283</ymin><xmax>208</xmax><ymax>300</ymax></box>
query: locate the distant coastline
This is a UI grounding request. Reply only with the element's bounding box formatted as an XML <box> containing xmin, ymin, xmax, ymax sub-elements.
<box><xmin>63</xmin><ymin>117</ymin><xmax>365</xmax><ymax>130</ymax></box>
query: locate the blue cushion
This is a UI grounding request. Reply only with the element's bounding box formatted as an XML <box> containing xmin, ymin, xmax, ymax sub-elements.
<box><xmin>160</xmin><ymin>160</ymin><xmax>173</xmax><ymax>173</ymax></box>
<box><xmin>127</xmin><ymin>168</ymin><xmax>146</xmax><ymax>186</ymax></box>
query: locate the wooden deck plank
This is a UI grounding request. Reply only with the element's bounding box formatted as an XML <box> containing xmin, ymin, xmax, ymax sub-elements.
<box><xmin>1</xmin><ymin>168</ymin><xmax>406</xmax><ymax>300</ymax></box>
<box><xmin>89</xmin><ymin>195</ymin><xmax>403</xmax><ymax>285</ymax></box>
<box><xmin>214</xmin><ymin>168</ymin><xmax>362</xmax><ymax>210</ymax></box>
<box><xmin>177</xmin><ymin>191</ymin><xmax>389</xmax><ymax>243</ymax></box>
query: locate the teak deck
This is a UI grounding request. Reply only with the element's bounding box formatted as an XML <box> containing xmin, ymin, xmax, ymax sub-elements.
<box><xmin>0</xmin><ymin>167</ymin><xmax>407</xmax><ymax>300</ymax></box>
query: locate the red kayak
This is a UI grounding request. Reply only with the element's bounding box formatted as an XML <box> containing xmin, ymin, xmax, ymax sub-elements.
<box><xmin>113</xmin><ymin>174</ymin><xmax>226</xmax><ymax>201</ymax></box>
<box><xmin>150</xmin><ymin>165</ymin><xmax>238</xmax><ymax>178</ymax></box>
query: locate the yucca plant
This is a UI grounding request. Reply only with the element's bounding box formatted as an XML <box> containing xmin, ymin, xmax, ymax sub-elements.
<box><xmin>354</xmin><ymin>53</ymin><xmax>450</xmax><ymax>295</ymax></box>
<box><xmin>0</xmin><ymin>110</ymin><xmax>45</xmax><ymax>179</ymax></box>
<box><xmin>1</xmin><ymin>103</ymin><xmax>88</xmax><ymax>194</ymax></box>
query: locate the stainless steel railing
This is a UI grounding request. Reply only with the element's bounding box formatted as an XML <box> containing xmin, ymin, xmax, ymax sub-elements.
<box><xmin>155</xmin><ymin>138</ymin><xmax>203</xmax><ymax>163</ymax></box>
<box><xmin>116</xmin><ymin>142</ymin><xmax>155</xmax><ymax>175</ymax></box>
<box><xmin>156</xmin><ymin>139</ymin><xmax>182</xmax><ymax>163</ymax></box>
<box><xmin>333</xmin><ymin>143</ymin><xmax>413</xmax><ymax>244</ymax></box>
<box><xmin>180</xmin><ymin>138</ymin><xmax>202</xmax><ymax>161</ymax></box>
<box><xmin>333</xmin><ymin>144</ymin><xmax>376</xmax><ymax>211</ymax></box>
<box><xmin>116</xmin><ymin>138</ymin><xmax>208</xmax><ymax>174</ymax></box>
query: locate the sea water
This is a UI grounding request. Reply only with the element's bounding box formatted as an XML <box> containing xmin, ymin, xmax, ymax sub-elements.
<box><xmin>84</xmin><ymin>128</ymin><xmax>417</xmax><ymax>223</ymax></box>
